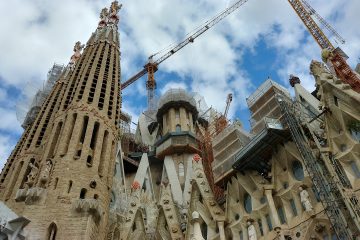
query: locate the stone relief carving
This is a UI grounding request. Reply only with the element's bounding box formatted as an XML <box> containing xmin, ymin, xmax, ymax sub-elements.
<box><xmin>98</xmin><ymin>7</ymin><xmax>108</xmax><ymax>28</ymax></box>
<box><xmin>69</xmin><ymin>41</ymin><xmax>85</xmax><ymax>69</ymax></box>
<box><xmin>39</xmin><ymin>159</ymin><xmax>52</xmax><ymax>187</ymax></box>
<box><xmin>299</xmin><ymin>186</ymin><xmax>313</xmax><ymax>212</ymax></box>
<box><xmin>247</xmin><ymin>220</ymin><xmax>257</xmax><ymax>240</ymax></box>
<box><xmin>108</xmin><ymin>1</ymin><xmax>122</xmax><ymax>24</ymax></box>
<box><xmin>25</xmin><ymin>162</ymin><xmax>39</xmax><ymax>189</ymax></box>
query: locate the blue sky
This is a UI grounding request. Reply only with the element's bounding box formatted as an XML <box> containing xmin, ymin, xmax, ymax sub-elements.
<box><xmin>0</xmin><ymin>0</ymin><xmax>359</xmax><ymax>169</ymax></box>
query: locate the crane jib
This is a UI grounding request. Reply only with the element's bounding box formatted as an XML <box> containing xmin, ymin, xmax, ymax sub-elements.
<box><xmin>122</xmin><ymin>0</ymin><xmax>249</xmax><ymax>90</ymax></box>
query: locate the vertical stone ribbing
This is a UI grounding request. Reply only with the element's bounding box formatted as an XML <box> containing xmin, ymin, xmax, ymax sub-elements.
<box><xmin>0</xmin><ymin>4</ymin><xmax>122</xmax><ymax>238</ymax></box>
<box><xmin>62</xmin><ymin>45</ymin><xmax>96</xmax><ymax>110</ymax></box>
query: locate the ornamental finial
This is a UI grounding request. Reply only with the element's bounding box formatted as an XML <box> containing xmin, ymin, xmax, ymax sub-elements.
<box><xmin>69</xmin><ymin>41</ymin><xmax>85</xmax><ymax>69</ymax></box>
<box><xmin>98</xmin><ymin>7</ymin><xmax>109</xmax><ymax>28</ymax></box>
<box><xmin>108</xmin><ymin>1</ymin><xmax>122</xmax><ymax>24</ymax></box>
<box><xmin>289</xmin><ymin>74</ymin><xmax>301</xmax><ymax>87</ymax></box>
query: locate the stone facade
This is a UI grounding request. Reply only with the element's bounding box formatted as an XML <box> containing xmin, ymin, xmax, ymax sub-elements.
<box><xmin>0</xmin><ymin>2</ymin><xmax>121</xmax><ymax>239</ymax></box>
<box><xmin>1</xmin><ymin>2</ymin><xmax>360</xmax><ymax>240</ymax></box>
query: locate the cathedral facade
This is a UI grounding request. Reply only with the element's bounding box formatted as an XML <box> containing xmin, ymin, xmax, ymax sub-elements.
<box><xmin>1</xmin><ymin>2</ymin><xmax>360</xmax><ymax>240</ymax></box>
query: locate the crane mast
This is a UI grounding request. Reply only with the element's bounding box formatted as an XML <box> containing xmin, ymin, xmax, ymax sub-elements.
<box><xmin>288</xmin><ymin>0</ymin><xmax>360</xmax><ymax>92</ymax></box>
<box><xmin>215</xmin><ymin>93</ymin><xmax>233</xmax><ymax>135</ymax></box>
<box><xmin>288</xmin><ymin>0</ymin><xmax>333</xmax><ymax>50</ymax></box>
<box><xmin>224</xmin><ymin>93</ymin><xmax>233</xmax><ymax>118</ymax></box>
<box><xmin>300</xmin><ymin>0</ymin><xmax>345</xmax><ymax>44</ymax></box>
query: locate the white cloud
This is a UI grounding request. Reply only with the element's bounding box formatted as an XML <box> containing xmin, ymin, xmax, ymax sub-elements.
<box><xmin>161</xmin><ymin>82</ymin><xmax>188</xmax><ymax>95</ymax></box>
<box><xmin>0</xmin><ymin>0</ymin><xmax>359</xmax><ymax>168</ymax></box>
<box><xmin>0</xmin><ymin>135</ymin><xmax>17</xmax><ymax>170</ymax></box>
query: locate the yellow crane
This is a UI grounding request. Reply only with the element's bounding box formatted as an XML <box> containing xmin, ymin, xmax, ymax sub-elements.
<box><xmin>121</xmin><ymin>0</ymin><xmax>250</xmax><ymax>110</ymax></box>
<box><xmin>288</xmin><ymin>0</ymin><xmax>360</xmax><ymax>92</ymax></box>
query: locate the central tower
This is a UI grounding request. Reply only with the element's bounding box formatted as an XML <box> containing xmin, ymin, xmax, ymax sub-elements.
<box><xmin>0</xmin><ymin>2</ymin><xmax>122</xmax><ymax>239</ymax></box>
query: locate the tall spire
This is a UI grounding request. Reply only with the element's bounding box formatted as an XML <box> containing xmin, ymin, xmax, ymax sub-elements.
<box><xmin>97</xmin><ymin>1</ymin><xmax>122</xmax><ymax>29</ymax></box>
<box><xmin>90</xmin><ymin>1</ymin><xmax>121</xmax><ymax>47</ymax></box>
<box><xmin>0</xmin><ymin>2</ymin><xmax>123</xmax><ymax>238</ymax></box>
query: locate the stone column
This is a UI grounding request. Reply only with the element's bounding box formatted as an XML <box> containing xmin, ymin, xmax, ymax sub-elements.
<box><xmin>169</xmin><ymin>108</ymin><xmax>176</xmax><ymax>132</ymax></box>
<box><xmin>260</xmin><ymin>213</ymin><xmax>269</xmax><ymax>235</ymax></box>
<box><xmin>192</xmin><ymin>211</ymin><xmax>205</xmax><ymax>240</ymax></box>
<box><xmin>218</xmin><ymin>221</ymin><xmax>225</xmax><ymax>240</ymax></box>
<box><xmin>265</xmin><ymin>189</ymin><xmax>281</xmax><ymax>228</ymax></box>
<box><xmin>180</xmin><ymin>107</ymin><xmax>188</xmax><ymax>131</ymax></box>
<box><xmin>162</xmin><ymin>113</ymin><xmax>168</xmax><ymax>134</ymax></box>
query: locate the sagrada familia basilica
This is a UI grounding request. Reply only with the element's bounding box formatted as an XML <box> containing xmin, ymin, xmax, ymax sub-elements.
<box><xmin>1</xmin><ymin>1</ymin><xmax>360</xmax><ymax>240</ymax></box>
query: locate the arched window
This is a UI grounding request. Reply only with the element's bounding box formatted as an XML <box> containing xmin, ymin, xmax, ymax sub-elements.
<box><xmin>257</xmin><ymin>219</ymin><xmax>264</xmax><ymax>236</ymax></box>
<box><xmin>201</xmin><ymin>221</ymin><xmax>208</xmax><ymax>239</ymax></box>
<box><xmin>277</xmin><ymin>206</ymin><xmax>287</xmax><ymax>224</ymax></box>
<box><xmin>244</xmin><ymin>193</ymin><xmax>252</xmax><ymax>213</ymax></box>
<box><xmin>53</xmin><ymin>178</ymin><xmax>58</xmax><ymax>190</ymax></box>
<box><xmin>47</xmin><ymin>222</ymin><xmax>57</xmax><ymax>240</ymax></box>
<box><xmin>292</xmin><ymin>161</ymin><xmax>304</xmax><ymax>181</ymax></box>
<box><xmin>80</xmin><ymin>188</ymin><xmax>87</xmax><ymax>199</ymax></box>
<box><xmin>265</xmin><ymin>214</ymin><xmax>273</xmax><ymax>230</ymax></box>
<box><xmin>67</xmin><ymin>180</ymin><xmax>73</xmax><ymax>193</ymax></box>
<box><xmin>179</xmin><ymin>162</ymin><xmax>184</xmax><ymax>177</ymax></box>
<box><xmin>176</xmin><ymin>124</ymin><xmax>181</xmax><ymax>132</ymax></box>
<box><xmin>350</xmin><ymin>161</ymin><xmax>360</xmax><ymax>178</ymax></box>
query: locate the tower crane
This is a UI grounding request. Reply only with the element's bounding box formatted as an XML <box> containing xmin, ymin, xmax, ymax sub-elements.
<box><xmin>121</xmin><ymin>0</ymin><xmax>250</xmax><ymax>110</ymax></box>
<box><xmin>224</xmin><ymin>93</ymin><xmax>233</xmax><ymax>119</ymax></box>
<box><xmin>288</xmin><ymin>0</ymin><xmax>360</xmax><ymax>92</ymax></box>
<box><xmin>215</xmin><ymin>93</ymin><xmax>233</xmax><ymax>134</ymax></box>
<box><xmin>300</xmin><ymin>0</ymin><xmax>345</xmax><ymax>45</ymax></box>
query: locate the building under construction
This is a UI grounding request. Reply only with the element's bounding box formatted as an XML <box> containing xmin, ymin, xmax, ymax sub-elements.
<box><xmin>1</xmin><ymin>1</ymin><xmax>360</xmax><ymax>240</ymax></box>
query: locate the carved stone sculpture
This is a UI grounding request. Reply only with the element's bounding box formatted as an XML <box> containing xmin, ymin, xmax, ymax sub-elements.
<box><xmin>39</xmin><ymin>160</ymin><xmax>52</xmax><ymax>187</ymax></box>
<box><xmin>108</xmin><ymin>1</ymin><xmax>122</xmax><ymax>24</ymax></box>
<box><xmin>299</xmin><ymin>186</ymin><xmax>313</xmax><ymax>212</ymax></box>
<box><xmin>98</xmin><ymin>7</ymin><xmax>108</xmax><ymax>28</ymax></box>
<box><xmin>25</xmin><ymin>162</ymin><xmax>39</xmax><ymax>189</ymax></box>
<box><xmin>69</xmin><ymin>41</ymin><xmax>85</xmax><ymax>69</ymax></box>
<box><xmin>191</xmin><ymin>211</ymin><xmax>205</xmax><ymax>240</ymax></box>
<box><xmin>110</xmin><ymin>1</ymin><xmax>122</xmax><ymax>16</ymax></box>
<box><xmin>247</xmin><ymin>221</ymin><xmax>257</xmax><ymax>240</ymax></box>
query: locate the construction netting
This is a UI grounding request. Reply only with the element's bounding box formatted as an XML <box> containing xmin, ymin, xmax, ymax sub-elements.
<box><xmin>16</xmin><ymin>63</ymin><xmax>65</xmax><ymax>129</ymax></box>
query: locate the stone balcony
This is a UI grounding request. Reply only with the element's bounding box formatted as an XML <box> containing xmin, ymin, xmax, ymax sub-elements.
<box><xmin>155</xmin><ymin>131</ymin><xmax>200</xmax><ymax>159</ymax></box>
<box><xmin>15</xmin><ymin>187</ymin><xmax>45</xmax><ymax>203</ymax></box>
<box><xmin>73</xmin><ymin>199</ymin><xmax>103</xmax><ymax>220</ymax></box>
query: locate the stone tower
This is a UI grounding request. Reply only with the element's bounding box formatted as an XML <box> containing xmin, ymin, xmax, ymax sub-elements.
<box><xmin>0</xmin><ymin>2</ymin><xmax>122</xmax><ymax>239</ymax></box>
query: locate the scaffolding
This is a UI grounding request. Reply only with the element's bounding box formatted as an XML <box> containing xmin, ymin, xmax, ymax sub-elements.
<box><xmin>277</xmin><ymin>95</ymin><xmax>357</xmax><ymax>239</ymax></box>
<box><xmin>16</xmin><ymin>63</ymin><xmax>65</xmax><ymax>129</ymax></box>
<box><xmin>212</xmin><ymin>122</ymin><xmax>251</xmax><ymax>184</ymax></box>
<box><xmin>196</xmin><ymin>104</ymin><xmax>231</xmax><ymax>202</ymax></box>
<box><xmin>246</xmin><ymin>79</ymin><xmax>291</xmax><ymax>134</ymax></box>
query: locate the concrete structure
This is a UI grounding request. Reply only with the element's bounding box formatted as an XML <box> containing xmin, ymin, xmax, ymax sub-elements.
<box><xmin>212</xmin><ymin>121</ymin><xmax>250</xmax><ymax>184</ymax></box>
<box><xmin>1</xmin><ymin>2</ymin><xmax>360</xmax><ymax>240</ymax></box>
<box><xmin>246</xmin><ymin>79</ymin><xmax>291</xmax><ymax>135</ymax></box>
